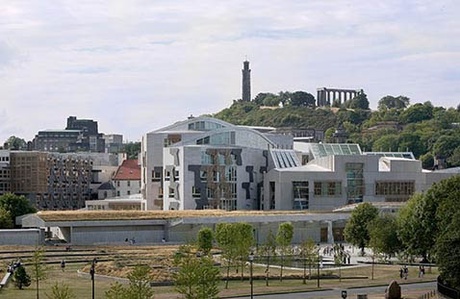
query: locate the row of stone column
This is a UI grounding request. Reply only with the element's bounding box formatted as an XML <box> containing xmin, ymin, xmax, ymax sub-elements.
<box><xmin>317</xmin><ymin>88</ymin><xmax>362</xmax><ymax>106</ymax></box>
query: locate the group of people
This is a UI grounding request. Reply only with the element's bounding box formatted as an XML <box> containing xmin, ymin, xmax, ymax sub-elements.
<box><xmin>399</xmin><ymin>265</ymin><xmax>426</xmax><ymax>279</ymax></box>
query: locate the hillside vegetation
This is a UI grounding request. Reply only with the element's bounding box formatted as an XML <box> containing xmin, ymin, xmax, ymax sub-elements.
<box><xmin>213</xmin><ymin>92</ymin><xmax>460</xmax><ymax>169</ymax></box>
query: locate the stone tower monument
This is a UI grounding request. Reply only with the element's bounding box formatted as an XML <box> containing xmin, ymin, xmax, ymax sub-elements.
<box><xmin>242</xmin><ymin>60</ymin><xmax>251</xmax><ymax>101</ymax></box>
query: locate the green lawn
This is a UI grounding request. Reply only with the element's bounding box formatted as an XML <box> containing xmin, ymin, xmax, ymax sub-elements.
<box><xmin>0</xmin><ymin>262</ymin><xmax>439</xmax><ymax>299</ymax></box>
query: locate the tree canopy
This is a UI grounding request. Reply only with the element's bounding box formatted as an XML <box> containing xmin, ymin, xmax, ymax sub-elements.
<box><xmin>0</xmin><ymin>193</ymin><xmax>36</xmax><ymax>228</ymax></box>
<box><xmin>344</xmin><ymin>202</ymin><xmax>379</xmax><ymax>255</ymax></box>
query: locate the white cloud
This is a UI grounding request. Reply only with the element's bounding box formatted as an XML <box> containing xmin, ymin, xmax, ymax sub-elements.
<box><xmin>0</xmin><ymin>0</ymin><xmax>459</xmax><ymax>143</ymax></box>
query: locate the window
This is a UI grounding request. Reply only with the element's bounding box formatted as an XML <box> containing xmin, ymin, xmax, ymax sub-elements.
<box><xmin>225</xmin><ymin>166</ymin><xmax>237</xmax><ymax>181</ymax></box>
<box><xmin>117</xmin><ymin>181</ymin><xmax>120</xmax><ymax>187</ymax></box>
<box><xmin>200</xmin><ymin>171</ymin><xmax>207</xmax><ymax>182</ymax></box>
<box><xmin>293</xmin><ymin>181</ymin><xmax>309</xmax><ymax>210</ymax></box>
<box><xmin>314</xmin><ymin>181</ymin><xmax>342</xmax><ymax>197</ymax></box>
<box><xmin>346</xmin><ymin>163</ymin><xmax>364</xmax><ymax>204</ymax></box>
<box><xmin>375</xmin><ymin>181</ymin><xmax>415</xmax><ymax>199</ymax></box>
<box><xmin>127</xmin><ymin>181</ymin><xmax>131</xmax><ymax>187</ymax></box>
<box><xmin>168</xmin><ymin>187</ymin><xmax>175</xmax><ymax>198</ymax></box>
<box><xmin>152</xmin><ymin>170</ymin><xmax>161</xmax><ymax>181</ymax></box>
<box><xmin>127</xmin><ymin>190</ymin><xmax>131</xmax><ymax>195</ymax></box>
<box><xmin>192</xmin><ymin>186</ymin><xmax>201</xmax><ymax>198</ymax></box>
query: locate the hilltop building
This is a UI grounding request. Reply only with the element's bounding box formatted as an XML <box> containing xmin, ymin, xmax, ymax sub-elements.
<box><xmin>242</xmin><ymin>60</ymin><xmax>251</xmax><ymax>101</ymax></box>
<box><xmin>316</xmin><ymin>87</ymin><xmax>364</xmax><ymax>106</ymax></box>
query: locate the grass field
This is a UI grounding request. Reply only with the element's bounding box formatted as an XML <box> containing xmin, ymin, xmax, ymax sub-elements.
<box><xmin>0</xmin><ymin>245</ymin><xmax>439</xmax><ymax>299</ymax></box>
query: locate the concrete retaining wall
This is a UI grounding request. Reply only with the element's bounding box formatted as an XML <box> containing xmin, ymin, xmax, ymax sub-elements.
<box><xmin>0</xmin><ymin>229</ymin><xmax>44</xmax><ymax>246</ymax></box>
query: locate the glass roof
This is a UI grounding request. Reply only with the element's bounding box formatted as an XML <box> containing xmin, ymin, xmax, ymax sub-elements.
<box><xmin>310</xmin><ymin>143</ymin><xmax>362</xmax><ymax>159</ymax></box>
<box><xmin>271</xmin><ymin>150</ymin><xmax>301</xmax><ymax>169</ymax></box>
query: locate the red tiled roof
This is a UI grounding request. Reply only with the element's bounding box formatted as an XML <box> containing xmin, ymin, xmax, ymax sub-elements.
<box><xmin>113</xmin><ymin>159</ymin><xmax>141</xmax><ymax>181</ymax></box>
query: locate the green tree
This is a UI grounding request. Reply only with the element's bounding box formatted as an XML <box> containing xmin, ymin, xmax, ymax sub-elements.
<box><xmin>299</xmin><ymin>238</ymin><xmax>318</xmax><ymax>284</ymax></box>
<box><xmin>125</xmin><ymin>265</ymin><xmax>154</xmax><ymax>299</ymax></box>
<box><xmin>13</xmin><ymin>264</ymin><xmax>31</xmax><ymax>289</ymax></box>
<box><xmin>397</xmin><ymin>193</ymin><xmax>438</xmax><ymax>261</ymax></box>
<box><xmin>419</xmin><ymin>153</ymin><xmax>435</xmax><ymax>169</ymax></box>
<box><xmin>378</xmin><ymin>95</ymin><xmax>410</xmax><ymax>110</ymax></box>
<box><xmin>0</xmin><ymin>207</ymin><xmax>13</xmax><ymax>228</ymax></box>
<box><xmin>197</xmin><ymin>227</ymin><xmax>213</xmax><ymax>256</ymax></box>
<box><xmin>289</xmin><ymin>91</ymin><xmax>316</xmax><ymax>108</ymax></box>
<box><xmin>0</xmin><ymin>193</ymin><xmax>36</xmax><ymax>227</ymax></box>
<box><xmin>105</xmin><ymin>265</ymin><xmax>154</xmax><ymax>299</ymax></box>
<box><xmin>276</xmin><ymin>222</ymin><xmax>294</xmax><ymax>282</ymax></box>
<box><xmin>173</xmin><ymin>244</ymin><xmax>220</xmax><ymax>299</ymax></box>
<box><xmin>30</xmin><ymin>247</ymin><xmax>48</xmax><ymax>299</ymax></box>
<box><xmin>259</xmin><ymin>229</ymin><xmax>277</xmax><ymax>286</ymax></box>
<box><xmin>436</xmin><ymin>211</ymin><xmax>460</xmax><ymax>289</ymax></box>
<box><xmin>368</xmin><ymin>214</ymin><xmax>402</xmax><ymax>260</ymax></box>
<box><xmin>344</xmin><ymin>202</ymin><xmax>379</xmax><ymax>255</ymax></box>
<box><xmin>346</xmin><ymin>92</ymin><xmax>369</xmax><ymax>110</ymax></box>
<box><xmin>45</xmin><ymin>282</ymin><xmax>76</xmax><ymax>299</ymax></box>
<box><xmin>215</xmin><ymin>223</ymin><xmax>240</xmax><ymax>288</ymax></box>
<box><xmin>400</xmin><ymin>102</ymin><xmax>433</xmax><ymax>124</ymax></box>
<box><xmin>4</xmin><ymin>135</ymin><xmax>27</xmax><ymax>150</ymax></box>
<box><xmin>372</xmin><ymin>134</ymin><xmax>400</xmax><ymax>152</ymax></box>
<box><xmin>105</xmin><ymin>282</ymin><xmax>128</xmax><ymax>299</ymax></box>
<box><xmin>333</xmin><ymin>243</ymin><xmax>345</xmax><ymax>281</ymax></box>
<box><xmin>122</xmin><ymin>142</ymin><xmax>141</xmax><ymax>159</ymax></box>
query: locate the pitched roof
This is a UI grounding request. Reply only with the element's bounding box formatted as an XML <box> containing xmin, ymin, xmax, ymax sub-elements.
<box><xmin>113</xmin><ymin>159</ymin><xmax>141</xmax><ymax>181</ymax></box>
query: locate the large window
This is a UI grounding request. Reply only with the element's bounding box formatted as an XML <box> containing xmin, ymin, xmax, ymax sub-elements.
<box><xmin>346</xmin><ymin>163</ymin><xmax>364</xmax><ymax>204</ymax></box>
<box><xmin>314</xmin><ymin>181</ymin><xmax>342</xmax><ymax>197</ymax></box>
<box><xmin>293</xmin><ymin>181</ymin><xmax>309</xmax><ymax>210</ymax></box>
<box><xmin>375</xmin><ymin>181</ymin><xmax>415</xmax><ymax>195</ymax></box>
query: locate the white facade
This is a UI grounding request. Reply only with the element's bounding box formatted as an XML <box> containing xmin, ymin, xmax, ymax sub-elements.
<box><xmin>142</xmin><ymin>117</ymin><xmax>460</xmax><ymax>213</ymax></box>
<box><xmin>141</xmin><ymin>116</ymin><xmax>291</xmax><ymax>211</ymax></box>
<box><xmin>264</xmin><ymin>143</ymin><xmax>460</xmax><ymax>211</ymax></box>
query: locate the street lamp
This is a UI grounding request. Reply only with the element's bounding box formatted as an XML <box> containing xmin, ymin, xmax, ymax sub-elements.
<box><xmin>90</xmin><ymin>258</ymin><xmax>97</xmax><ymax>299</ymax></box>
<box><xmin>317</xmin><ymin>250</ymin><xmax>321</xmax><ymax>288</ymax></box>
<box><xmin>249</xmin><ymin>252</ymin><xmax>254</xmax><ymax>299</ymax></box>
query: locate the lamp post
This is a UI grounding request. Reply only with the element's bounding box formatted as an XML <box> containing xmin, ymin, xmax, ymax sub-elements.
<box><xmin>249</xmin><ymin>252</ymin><xmax>254</xmax><ymax>299</ymax></box>
<box><xmin>317</xmin><ymin>251</ymin><xmax>321</xmax><ymax>288</ymax></box>
<box><xmin>90</xmin><ymin>258</ymin><xmax>97</xmax><ymax>299</ymax></box>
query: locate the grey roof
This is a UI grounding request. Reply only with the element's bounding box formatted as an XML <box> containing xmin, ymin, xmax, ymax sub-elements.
<box><xmin>98</xmin><ymin>182</ymin><xmax>115</xmax><ymax>190</ymax></box>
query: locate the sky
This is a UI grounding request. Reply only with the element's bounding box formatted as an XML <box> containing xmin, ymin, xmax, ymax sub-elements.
<box><xmin>1</xmin><ymin>1</ymin><xmax>459</xmax><ymax>143</ymax></box>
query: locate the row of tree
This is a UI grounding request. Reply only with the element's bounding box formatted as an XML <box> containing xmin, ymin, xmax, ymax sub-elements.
<box><xmin>343</xmin><ymin>175</ymin><xmax>460</xmax><ymax>289</ymax></box>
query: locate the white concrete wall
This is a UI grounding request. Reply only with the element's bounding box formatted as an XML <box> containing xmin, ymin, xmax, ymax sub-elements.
<box><xmin>0</xmin><ymin>229</ymin><xmax>44</xmax><ymax>245</ymax></box>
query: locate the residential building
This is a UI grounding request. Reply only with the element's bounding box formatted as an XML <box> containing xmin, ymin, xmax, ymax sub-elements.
<box><xmin>113</xmin><ymin>159</ymin><xmax>141</xmax><ymax>197</ymax></box>
<box><xmin>9</xmin><ymin>151</ymin><xmax>118</xmax><ymax>210</ymax></box>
